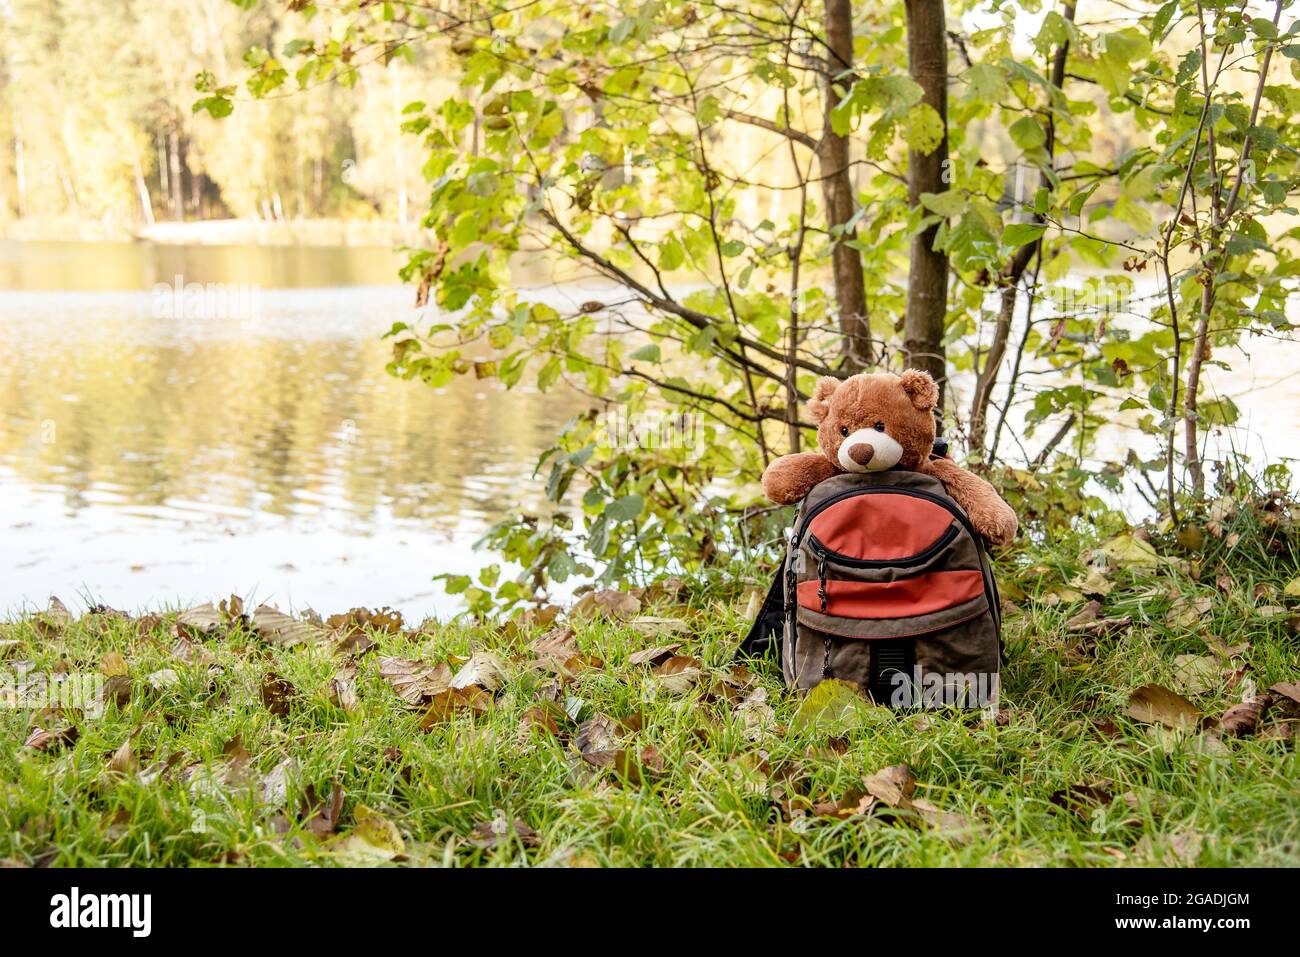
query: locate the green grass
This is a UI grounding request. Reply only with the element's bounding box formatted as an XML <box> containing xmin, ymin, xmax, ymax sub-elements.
<box><xmin>2</xmin><ymin>508</ymin><xmax>1298</xmax><ymax>867</ymax></box>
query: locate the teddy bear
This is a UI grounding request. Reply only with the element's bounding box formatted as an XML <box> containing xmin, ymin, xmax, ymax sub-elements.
<box><xmin>760</xmin><ymin>369</ymin><xmax>1018</xmax><ymax>546</ymax></box>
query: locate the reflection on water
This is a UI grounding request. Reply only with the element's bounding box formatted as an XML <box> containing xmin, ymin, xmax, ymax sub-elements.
<box><xmin>0</xmin><ymin>242</ymin><xmax>590</xmax><ymax>619</ymax></box>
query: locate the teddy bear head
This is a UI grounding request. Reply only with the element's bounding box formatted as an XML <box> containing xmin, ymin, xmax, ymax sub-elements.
<box><xmin>808</xmin><ymin>370</ymin><xmax>939</xmax><ymax>473</ymax></box>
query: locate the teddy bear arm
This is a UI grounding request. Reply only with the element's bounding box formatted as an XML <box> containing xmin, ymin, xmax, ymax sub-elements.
<box><xmin>921</xmin><ymin>457</ymin><xmax>1018</xmax><ymax>547</ymax></box>
<box><xmin>761</xmin><ymin>452</ymin><xmax>838</xmax><ymax>505</ymax></box>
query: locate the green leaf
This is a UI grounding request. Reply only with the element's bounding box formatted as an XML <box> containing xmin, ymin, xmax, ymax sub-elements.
<box><xmin>1009</xmin><ymin>116</ymin><xmax>1047</xmax><ymax>151</ymax></box>
<box><xmin>629</xmin><ymin>344</ymin><xmax>661</xmax><ymax>362</ymax></box>
<box><xmin>1002</xmin><ymin>222</ymin><xmax>1047</xmax><ymax>247</ymax></box>
<box><xmin>902</xmin><ymin>103</ymin><xmax>945</xmax><ymax>154</ymax></box>
<box><xmin>604</xmin><ymin>494</ymin><xmax>645</xmax><ymax>523</ymax></box>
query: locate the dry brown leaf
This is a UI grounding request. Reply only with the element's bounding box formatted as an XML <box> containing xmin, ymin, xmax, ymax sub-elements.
<box><xmin>302</xmin><ymin>782</ymin><xmax>345</xmax><ymax>838</ymax></box>
<box><xmin>24</xmin><ymin>724</ymin><xmax>77</xmax><ymax>752</ymax></box>
<box><xmin>626</xmin><ymin>643</ymin><xmax>681</xmax><ymax>667</ymax></box>
<box><xmin>260</xmin><ymin>672</ymin><xmax>297</xmax><ymax>717</ymax></box>
<box><xmin>253</xmin><ymin>604</ymin><xmax>322</xmax><ymax>646</ymax></box>
<box><xmin>1217</xmin><ymin>695</ymin><xmax>1272</xmax><ymax>736</ymax></box>
<box><xmin>378</xmin><ymin>656</ymin><xmax>453</xmax><ymax>707</ymax></box>
<box><xmin>327</xmin><ymin>607</ymin><xmax>404</xmax><ymax>636</ymax></box>
<box><xmin>653</xmin><ymin>655</ymin><xmax>702</xmax><ymax>694</ymax></box>
<box><xmin>1126</xmin><ymin>684</ymin><xmax>1200</xmax><ymax>729</ymax></box>
<box><xmin>171</xmin><ymin>635</ymin><xmax>216</xmax><ymax>667</ymax></box>
<box><xmin>1049</xmin><ymin>782</ymin><xmax>1113</xmax><ymax>821</ymax></box>
<box><xmin>575</xmin><ymin>713</ymin><xmax>620</xmax><ymax>758</ymax></box>
<box><xmin>572</xmin><ymin>589</ymin><xmax>641</xmax><ymax>620</ymax></box>
<box><xmin>1269</xmin><ymin>681</ymin><xmax>1300</xmax><ymax>706</ymax></box>
<box><xmin>328</xmin><ymin>666</ymin><xmax>358</xmax><ymax>713</ymax></box>
<box><xmin>419</xmin><ymin>686</ymin><xmax>491</xmax><ymax>727</ymax></box>
<box><xmin>146</xmin><ymin>668</ymin><xmax>180</xmax><ymax>690</ymax></box>
<box><xmin>1166</xmin><ymin>595</ymin><xmax>1213</xmax><ymax>629</ymax></box>
<box><xmin>862</xmin><ymin>764</ymin><xmax>916</xmax><ymax>808</ymax></box>
<box><xmin>107</xmin><ymin>739</ymin><xmax>137</xmax><ymax>775</ymax></box>
<box><xmin>468</xmin><ymin>815</ymin><xmax>539</xmax><ymax>849</ymax></box>
<box><xmin>175</xmin><ymin>602</ymin><xmax>224</xmax><ymax>637</ymax></box>
<box><xmin>531</xmin><ymin>626</ymin><xmax>578</xmax><ymax>662</ymax></box>
<box><xmin>629</xmin><ymin>616</ymin><xmax>689</xmax><ymax>636</ymax></box>
<box><xmin>1172</xmin><ymin>654</ymin><xmax>1222</xmax><ymax>695</ymax></box>
<box><xmin>97</xmin><ymin>674</ymin><xmax>132</xmax><ymax>710</ymax></box>
<box><xmin>449</xmin><ymin>651</ymin><xmax>505</xmax><ymax>692</ymax></box>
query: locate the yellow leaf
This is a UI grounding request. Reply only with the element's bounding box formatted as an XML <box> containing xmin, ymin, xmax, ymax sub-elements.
<box><xmin>1283</xmin><ymin>578</ymin><xmax>1300</xmax><ymax>598</ymax></box>
<box><xmin>1098</xmin><ymin>534</ymin><xmax>1159</xmax><ymax>567</ymax></box>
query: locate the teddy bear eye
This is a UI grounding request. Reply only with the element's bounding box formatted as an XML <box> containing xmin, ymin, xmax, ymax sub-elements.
<box><xmin>874</xmin><ymin>421</ymin><xmax>886</xmax><ymax>432</ymax></box>
<box><xmin>840</xmin><ymin>426</ymin><xmax>849</xmax><ymax>437</ymax></box>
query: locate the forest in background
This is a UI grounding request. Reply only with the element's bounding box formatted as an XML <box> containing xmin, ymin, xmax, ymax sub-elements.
<box><xmin>0</xmin><ymin>0</ymin><xmax>453</xmax><ymax>234</ymax></box>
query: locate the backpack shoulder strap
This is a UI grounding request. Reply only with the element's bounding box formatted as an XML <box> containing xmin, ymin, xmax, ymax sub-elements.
<box><xmin>735</xmin><ymin>566</ymin><xmax>787</xmax><ymax>663</ymax></box>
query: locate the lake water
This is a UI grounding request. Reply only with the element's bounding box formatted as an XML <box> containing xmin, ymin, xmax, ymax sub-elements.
<box><xmin>0</xmin><ymin>240</ymin><xmax>591</xmax><ymax>620</ymax></box>
<box><xmin>2</xmin><ymin>240</ymin><xmax>1297</xmax><ymax>621</ymax></box>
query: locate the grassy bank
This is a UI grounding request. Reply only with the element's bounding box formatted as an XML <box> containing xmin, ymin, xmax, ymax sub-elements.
<box><xmin>2</xmin><ymin>501</ymin><xmax>1297</xmax><ymax>867</ymax></box>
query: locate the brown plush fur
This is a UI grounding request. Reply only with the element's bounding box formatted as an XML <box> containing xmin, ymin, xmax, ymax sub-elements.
<box><xmin>761</xmin><ymin>370</ymin><xmax>1018</xmax><ymax>546</ymax></box>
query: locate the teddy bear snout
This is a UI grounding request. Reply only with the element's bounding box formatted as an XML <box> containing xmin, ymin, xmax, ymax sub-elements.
<box><xmin>847</xmin><ymin>442</ymin><xmax>875</xmax><ymax>466</ymax></box>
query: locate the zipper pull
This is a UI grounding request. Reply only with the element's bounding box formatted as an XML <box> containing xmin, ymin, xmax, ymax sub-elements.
<box><xmin>816</xmin><ymin>548</ymin><xmax>828</xmax><ymax>613</ymax></box>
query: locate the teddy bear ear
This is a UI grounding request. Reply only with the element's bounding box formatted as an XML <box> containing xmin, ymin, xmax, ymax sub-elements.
<box><xmin>807</xmin><ymin>376</ymin><xmax>840</xmax><ymax>423</ymax></box>
<box><xmin>899</xmin><ymin>369</ymin><xmax>939</xmax><ymax>411</ymax></box>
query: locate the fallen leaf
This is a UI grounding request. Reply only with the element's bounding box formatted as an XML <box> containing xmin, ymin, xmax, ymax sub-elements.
<box><xmin>467</xmin><ymin>814</ymin><xmax>539</xmax><ymax>849</ymax></box>
<box><xmin>862</xmin><ymin>764</ymin><xmax>916</xmax><ymax>808</ymax></box>
<box><xmin>100</xmin><ymin>652</ymin><xmax>128</xmax><ymax>677</ymax></box>
<box><xmin>175</xmin><ymin>602</ymin><xmax>224</xmax><ymax>637</ymax></box>
<box><xmin>572</xmin><ymin>589</ymin><xmax>641</xmax><ymax>619</ymax></box>
<box><xmin>1172</xmin><ymin>654</ymin><xmax>1222</xmax><ymax>695</ymax></box>
<box><xmin>531</xmin><ymin>626</ymin><xmax>578</xmax><ymax>662</ymax></box>
<box><xmin>302</xmin><ymin>783</ymin><xmax>345</xmax><ymax>838</ymax></box>
<box><xmin>736</xmin><ymin>686</ymin><xmax>775</xmax><ymax>741</ymax></box>
<box><xmin>1269</xmin><ymin>682</ymin><xmax>1300</xmax><ymax>706</ymax></box>
<box><xmin>792</xmin><ymin>679</ymin><xmax>873</xmax><ymax>731</ymax></box>
<box><xmin>575</xmin><ymin>713</ymin><xmax>620</xmax><ymax>759</ymax></box>
<box><xmin>419</xmin><ymin>686</ymin><xmax>491</xmax><ymax>727</ymax></box>
<box><xmin>253</xmin><ymin>604</ymin><xmax>322</xmax><ymax>646</ymax></box>
<box><xmin>629</xmin><ymin>616</ymin><xmax>689</xmax><ymax>636</ymax></box>
<box><xmin>146</xmin><ymin>668</ymin><xmax>180</xmax><ymax>690</ymax></box>
<box><xmin>327</xmin><ymin>666</ymin><xmax>358</xmax><ymax>713</ymax></box>
<box><xmin>909</xmin><ymin>798</ymin><xmax>977</xmax><ymax>841</ymax></box>
<box><xmin>1126</xmin><ymin>684</ymin><xmax>1200</xmax><ymax>729</ymax></box>
<box><xmin>1049</xmin><ymin>782</ymin><xmax>1113</xmax><ymax>821</ymax></box>
<box><xmin>24</xmin><ymin>724</ymin><xmax>77</xmax><ymax>752</ymax></box>
<box><xmin>1283</xmin><ymin>578</ymin><xmax>1300</xmax><ymax>598</ymax></box>
<box><xmin>378</xmin><ymin>656</ymin><xmax>452</xmax><ymax>707</ymax></box>
<box><xmin>1099</xmin><ymin>534</ymin><xmax>1159</xmax><ymax>567</ymax></box>
<box><xmin>652</xmin><ymin>655</ymin><xmax>702</xmax><ymax>694</ymax></box>
<box><xmin>330</xmin><ymin>804</ymin><xmax>405</xmax><ymax>862</ymax></box>
<box><xmin>171</xmin><ymin>635</ymin><xmax>216</xmax><ymax>667</ymax></box>
<box><xmin>1166</xmin><ymin>595</ymin><xmax>1213</xmax><ymax>629</ymax></box>
<box><xmin>626</xmin><ymin>643</ymin><xmax>681</xmax><ymax>667</ymax></box>
<box><xmin>1071</xmin><ymin>567</ymin><xmax>1114</xmax><ymax>597</ymax></box>
<box><xmin>97</xmin><ymin>674</ymin><xmax>132</xmax><ymax>711</ymax></box>
<box><xmin>449</xmin><ymin>651</ymin><xmax>505</xmax><ymax>692</ymax></box>
<box><xmin>327</xmin><ymin>607</ymin><xmax>404</xmax><ymax>636</ymax></box>
<box><xmin>260</xmin><ymin>672</ymin><xmax>297</xmax><ymax>717</ymax></box>
<box><xmin>1217</xmin><ymin>695</ymin><xmax>1272</xmax><ymax>736</ymax></box>
<box><xmin>107</xmin><ymin>739</ymin><xmax>137</xmax><ymax>774</ymax></box>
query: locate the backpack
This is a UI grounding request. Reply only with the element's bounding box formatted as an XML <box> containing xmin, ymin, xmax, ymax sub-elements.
<box><xmin>738</xmin><ymin>468</ymin><xmax>1002</xmax><ymax>709</ymax></box>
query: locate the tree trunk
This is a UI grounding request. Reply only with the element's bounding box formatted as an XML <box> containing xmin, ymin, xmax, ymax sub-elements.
<box><xmin>902</xmin><ymin>0</ymin><xmax>950</xmax><ymax>401</ymax></box>
<box><xmin>168</xmin><ymin>126</ymin><xmax>184</xmax><ymax>221</ymax></box>
<box><xmin>819</xmin><ymin>0</ymin><xmax>872</xmax><ymax>372</ymax></box>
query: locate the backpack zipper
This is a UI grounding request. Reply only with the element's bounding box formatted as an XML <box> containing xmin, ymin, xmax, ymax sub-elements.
<box><xmin>791</xmin><ymin>483</ymin><xmax>1000</xmax><ymax>621</ymax></box>
<box><xmin>808</xmin><ymin>522</ymin><xmax>959</xmax><ymax>570</ymax></box>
